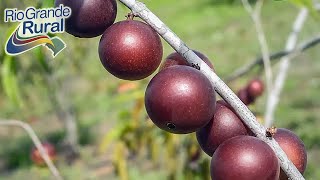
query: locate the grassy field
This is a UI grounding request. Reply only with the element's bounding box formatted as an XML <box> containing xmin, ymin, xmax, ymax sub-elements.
<box><xmin>0</xmin><ymin>0</ymin><xmax>319</xmax><ymax>179</ymax></box>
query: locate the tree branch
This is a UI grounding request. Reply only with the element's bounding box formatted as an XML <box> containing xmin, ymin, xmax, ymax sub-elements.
<box><xmin>0</xmin><ymin>120</ymin><xmax>63</xmax><ymax>180</ymax></box>
<box><xmin>118</xmin><ymin>0</ymin><xmax>304</xmax><ymax>179</ymax></box>
<box><xmin>39</xmin><ymin>49</ymin><xmax>80</xmax><ymax>162</ymax></box>
<box><xmin>45</xmin><ymin>73</ymin><xmax>80</xmax><ymax>160</ymax></box>
<box><xmin>242</xmin><ymin>0</ymin><xmax>273</xmax><ymax>100</ymax></box>
<box><xmin>265</xmin><ymin>8</ymin><xmax>309</xmax><ymax>127</ymax></box>
<box><xmin>224</xmin><ymin>35</ymin><xmax>320</xmax><ymax>83</ymax></box>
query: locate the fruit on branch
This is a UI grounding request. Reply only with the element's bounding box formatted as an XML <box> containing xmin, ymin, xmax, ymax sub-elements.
<box><xmin>160</xmin><ymin>50</ymin><xmax>214</xmax><ymax>71</ymax></box>
<box><xmin>236</xmin><ymin>78</ymin><xmax>264</xmax><ymax>105</ymax></box>
<box><xmin>196</xmin><ymin>100</ymin><xmax>250</xmax><ymax>156</ymax></box>
<box><xmin>247</xmin><ymin>78</ymin><xmax>264</xmax><ymax>98</ymax></box>
<box><xmin>273</xmin><ymin>128</ymin><xmax>307</xmax><ymax>180</ymax></box>
<box><xmin>99</xmin><ymin>17</ymin><xmax>163</xmax><ymax>80</ymax></box>
<box><xmin>237</xmin><ymin>88</ymin><xmax>254</xmax><ymax>105</ymax></box>
<box><xmin>55</xmin><ymin>0</ymin><xmax>117</xmax><ymax>38</ymax></box>
<box><xmin>211</xmin><ymin>136</ymin><xmax>280</xmax><ymax>180</ymax></box>
<box><xmin>145</xmin><ymin>66</ymin><xmax>216</xmax><ymax>134</ymax></box>
<box><xmin>31</xmin><ymin>142</ymin><xmax>56</xmax><ymax>166</ymax></box>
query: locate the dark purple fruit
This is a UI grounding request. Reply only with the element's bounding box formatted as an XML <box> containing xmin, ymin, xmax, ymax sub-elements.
<box><xmin>99</xmin><ymin>19</ymin><xmax>163</xmax><ymax>80</ymax></box>
<box><xmin>196</xmin><ymin>100</ymin><xmax>250</xmax><ymax>156</ymax></box>
<box><xmin>55</xmin><ymin>0</ymin><xmax>117</xmax><ymax>38</ymax></box>
<box><xmin>160</xmin><ymin>50</ymin><xmax>214</xmax><ymax>71</ymax></box>
<box><xmin>145</xmin><ymin>66</ymin><xmax>216</xmax><ymax>134</ymax></box>
<box><xmin>237</xmin><ymin>88</ymin><xmax>254</xmax><ymax>105</ymax></box>
<box><xmin>211</xmin><ymin>136</ymin><xmax>280</xmax><ymax>180</ymax></box>
<box><xmin>247</xmin><ymin>78</ymin><xmax>264</xmax><ymax>98</ymax></box>
<box><xmin>273</xmin><ymin>128</ymin><xmax>307</xmax><ymax>180</ymax></box>
<box><xmin>31</xmin><ymin>142</ymin><xmax>56</xmax><ymax>166</ymax></box>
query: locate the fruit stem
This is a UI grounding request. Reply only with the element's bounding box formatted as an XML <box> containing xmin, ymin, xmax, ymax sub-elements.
<box><xmin>126</xmin><ymin>12</ymin><xmax>136</xmax><ymax>20</ymax></box>
<box><xmin>266</xmin><ymin>126</ymin><xmax>277</xmax><ymax>138</ymax></box>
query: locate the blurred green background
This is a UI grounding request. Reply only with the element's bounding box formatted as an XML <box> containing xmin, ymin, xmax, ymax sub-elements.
<box><xmin>0</xmin><ymin>0</ymin><xmax>319</xmax><ymax>179</ymax></box>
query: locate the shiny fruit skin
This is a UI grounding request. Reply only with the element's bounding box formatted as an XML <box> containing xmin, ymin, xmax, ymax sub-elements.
<box><xmin>247</xmin><ymin>78</ymin><xmax>264</xmax><ymax>98</ymax></box>
<box><xmin>160</xmin><ymin>50</ymin><xmax>214</xmax><ymax>71</ymax></box>
<box><xmin>55</xmin><ymin>0</ymin><xmax>117</xmax><ymax>38</ymax></box>
<box><xmin>99</xmin><ymin>20</ymin><xmax>163</xmax><ymax>80</ymax></box>
<box><xmin>237</xmin><ymin>88</ymin><xmax>254</xmax><ymax>105</ymax></box>
<box><xmin>196</xmin><ymin>100</ymin><xmax>250</xmax><ymax>156</ymax></box>
<box><xmin>31</xmin><ymin>143</ymin><xmax>56</xmax><ymax>166</ymax></box>
<box><xmin>273</xmin><ymin>128</ymin><xmax>307</xmax><ymax>180</ymax></box>
<box><xmin>211</xmin><ymin>136</ymin><xmax>280</xmax><ymax>180</ymax></box>
<box><xmin>145</xmin><ymin>66</ymin><xmax>216</xmax><ymax>134</ymax></box>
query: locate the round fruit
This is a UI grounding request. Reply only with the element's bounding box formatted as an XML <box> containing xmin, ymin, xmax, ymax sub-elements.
<box><xmin>160</xmin><ymin>50</ymin><xmax>214</xmax><ymax>71</ymax></box>
<box><xmin>99</xmin><ymin>19</ymin><xmax>163</xmax><ymax>80</ymax></box>
<box><xmin>145</xmin><ymin>66</ymin><xmax>216</xmax><ymax>134</ymax></box>
<box><xmin>247</xmin><ymin>78</ymin><xmax>264</xmax><ymax>98</ymax></box>
<box><xmin>237</xmin><ymin>88</ymin><xmax>254</xmax><ymax>105</ymax></box>
<box><xmin>196</xmin><ymin>100</ymin><xmax>250</xmax><ymax>156</ymax></box>
<box><xmin>31</xmin><ymin>142</ymin><xmax>56</xmax><ymax>166</ymax></box>
<box><xmin>273</xmin><ymin>128</ymin><xmax>307</xmax><ymax>180</ymax></box>
<box><xmin>211</xmin><ymin>136</ymin><xmax>280</xmax><ymax>180</ymax></box>
<box><xmin>55</xmin><ymin>0</ymin><xmax>117</xmax><ymax>38</ymax></box>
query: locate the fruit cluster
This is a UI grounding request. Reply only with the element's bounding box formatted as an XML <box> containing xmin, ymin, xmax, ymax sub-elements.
<box><xmin>54</xmin><ymin>1</ymin><xmax>307</xmax><ymax>179</ymax></box>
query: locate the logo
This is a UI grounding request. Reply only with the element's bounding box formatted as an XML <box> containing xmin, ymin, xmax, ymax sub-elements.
<box><xmin>4</xmin><ymin>5</ymin><xmax>71</xmax><ymax>58</ymax></box>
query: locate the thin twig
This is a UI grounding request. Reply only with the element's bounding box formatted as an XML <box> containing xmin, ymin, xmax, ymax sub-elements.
<box><xmin>242</xmin><ymin>0</ymin><xmax>273</xmax><ymax>100</ymax></box>
<box><xmin>265</xmin><ymin>8</ymin><xmax>309</xmax><ymax>127</ymax></box>
<box><xmin>118</xmin><ymin>0</ymin><xmax>304</xmax><ymax>179</ymax></box>
<box><xmin>224</xmin><ymin>35</ymin><xmax>320</xmax><ymax>83</ymax></box>
<box><xmin>0</xmin><ymin>120</ymin><xmax>63</xmax><ymax>180</ymax></box>
<box><xmin>45</xmin><ymin>73</ymin><xmax>80</xmax><ymax>157</ymax></box>
<box><xmin>39</xmin><ymin>49</ymin><xmax>80</xmax><ymax>160</ymax></box>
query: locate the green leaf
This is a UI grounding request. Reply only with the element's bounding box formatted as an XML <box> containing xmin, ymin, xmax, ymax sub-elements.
<box><xmin>1</xmin><ymin>55</ymin><xmax>23</xmax><ymax>107</ymax></box>
<box><xmin>34</xmin><ymin>48</ymin><xmax>51</xmax><ymax>73</ymax></box>
<box><xmin>99</xmin><ymin>124</ymin><xmax>128</xmax><ymax>153</ymax></box>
